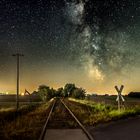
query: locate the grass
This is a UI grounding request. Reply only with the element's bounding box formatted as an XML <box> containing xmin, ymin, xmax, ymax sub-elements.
<box><xmin>67</xmin><ymin>98</ymin><xmax>140</xmax><ymax>126</ymax></box>
<box><xmin>69</xmin><ymin>98</ymin><xmax>115</xmax><ymax>111</ymax></box>
<box><xmin>109</xmin><ymin>108</ymin><xmax>140</xmax><ymax>120</ymax></box>
<box><xmin>88</xmin><ymin>95</ymin><xmax>140</xmax><ymax>107</ymax></box>
<box><xmin>0</xmin><ymin>102</ymin><xmax>41</xmax><ymax>122</ymax></box>
<box><xmin>1</xmin><ymin>97</ymin><xmax>140</xmax><ymax>139</ymax></box>
<box><xmin>0</xmin><ymin>102</ymin><xmax>40</xmax><ymax>112</ymax></box>
<box><xmin>0</xmin><ymin>100</ymin><xmax>53</xmax><ymax>140</ymax></box>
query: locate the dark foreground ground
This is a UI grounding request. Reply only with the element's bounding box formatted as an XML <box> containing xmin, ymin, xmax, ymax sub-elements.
<box><xmin>88</xmin><ymin>116</ymin><xmax>140</xmax><ymax>140</ymax></box>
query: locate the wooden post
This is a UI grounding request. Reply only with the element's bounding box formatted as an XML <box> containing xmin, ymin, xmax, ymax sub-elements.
<box><xmin>13</xmin><ymin>53</ymin><xmax>24</xmax><ymax>110</ymax></box>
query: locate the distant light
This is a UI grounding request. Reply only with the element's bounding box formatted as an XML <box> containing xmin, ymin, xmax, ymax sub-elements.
<box><xmin>6</xmin><ymin>92</ymin><xmax>9</xmax><ymax>95</ymax></box>
<box><xmin>21</xmin><ymin>93</ymin><xmax>24</xmax><ymax>96</ymax></box>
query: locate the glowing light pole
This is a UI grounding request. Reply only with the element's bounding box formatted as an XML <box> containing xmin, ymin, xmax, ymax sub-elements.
<box><xmin>13</xmin><ymin>53</ymin><xmax>24</xmax><ymax>110</ymax></box>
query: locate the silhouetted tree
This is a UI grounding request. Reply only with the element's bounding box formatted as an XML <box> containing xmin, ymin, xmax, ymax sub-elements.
<box><xmin>32</xmin><ymin>83</ymin><xmax>86</xmax><ymax>101</ymax></box>
<box><xmin>63</xmin><ymin>83</ymin><xmax>76</xmax><ymax>97</ymax></box>
<box><xmin>50</xmin><ymin>88</ymin><xmax>56</xmax><ymax>97</ymax></box>
<box><xmin>38</xmin><ymin>85</ymin><xmax>52</xmax><ymax>101</ymax></box>
<box><xmin>128</xmin><ymin>92</ymin><xmax>140</xmax><ymax>98</ymax></box>
<box><xmin>71</xmin><ymin>88</ymin><xmax>86</xmax><ymax>99</ymax></box>
<box><xmin>56</xmin><ymin>88</ymin><xmax>63</xmax><ymax>97</ymax></box>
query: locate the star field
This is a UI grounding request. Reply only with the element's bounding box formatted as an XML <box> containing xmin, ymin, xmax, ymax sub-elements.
<box><xmin>0</xmin><ymin>0</ymin><xmax>140</xmax><ymax>94</ymax></box>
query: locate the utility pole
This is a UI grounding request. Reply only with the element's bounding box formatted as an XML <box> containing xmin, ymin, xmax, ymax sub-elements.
<box><xmin>13</xmin><ymin>53</ymin><xmax>24</xmax><ymax>110</ymax></box>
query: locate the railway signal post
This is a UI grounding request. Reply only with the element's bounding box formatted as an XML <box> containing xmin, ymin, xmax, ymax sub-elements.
<box><xmin>13</xmin><ymin>53</ymin><xmax>24</xmax><ymax>110</ymax></box>
<box><xmin>115</xmin><ymin>85</ymin><xmax>125</xmax><ymax>112</ymax></box>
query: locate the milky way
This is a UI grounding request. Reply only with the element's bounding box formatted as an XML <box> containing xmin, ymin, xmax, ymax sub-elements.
<box><xmin>0</xmin><ymin>0</ymin><xmax>140</xmax><ymax>93</ymax></box>
<box><xmin>64</xmin><ymin>0</ymin><xmax>140</xmax><ymax>80</ymax></box>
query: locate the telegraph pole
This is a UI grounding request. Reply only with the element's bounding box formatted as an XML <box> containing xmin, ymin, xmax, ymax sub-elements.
<box><xmin>13</xmin><ymin>53</ymin><xmax>24</xmax><ymax>110</ymax></box>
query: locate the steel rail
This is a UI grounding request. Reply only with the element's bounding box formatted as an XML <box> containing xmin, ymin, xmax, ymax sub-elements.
<box><xmin>39</xmin><ymin>99</ymin><xmax>56</xmax><ymax>140</ymax></box>
<box><xmin>39</xmin><ymin>98</ymin><xmax>95</xmax><ymax>140</ymax></box>
<box><xmin>61</xmin><ymin>99</ymin><xmax>95</xmax><ymax>140</ymax></box>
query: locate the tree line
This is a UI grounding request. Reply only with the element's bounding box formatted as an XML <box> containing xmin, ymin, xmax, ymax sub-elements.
<box><xmin>128</xmin><ymin>92</ymin><xmax>140</xmax><ymax>98</ymax></box>
<box><xmin>32</xmin><ymin>83</ymin><xmax>86</xmax><ymax>101</ymax></box>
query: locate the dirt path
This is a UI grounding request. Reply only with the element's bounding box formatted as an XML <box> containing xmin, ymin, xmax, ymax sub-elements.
<box><xmin>88</xmin><ymin>117</ymin><xmax>140</xmax><ymax>140</ymax></box>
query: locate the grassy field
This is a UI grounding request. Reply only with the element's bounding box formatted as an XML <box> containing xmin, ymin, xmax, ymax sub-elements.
<box><xmin>1</xmin><ymin>97</ymin><xmax>140</xmax><ymax>139</ymax></box>
<box><xmin>0</xmin><ymin>100</ymin><xmax>53</xmax><ymax>140</ymax></box>
<box><xmin>66</xmin><ymin>98</ymin><xmax>140</xmax><ymax>126</ymax></box>
<box><xmin>0</xmin><ymin>102</ymin><xmax>40</xmax><ymax>112</ymax></box>
<box><xmin>87</xmin><ymin>95</ymin><xmax>140</xmax><ymax>108</ymax></box>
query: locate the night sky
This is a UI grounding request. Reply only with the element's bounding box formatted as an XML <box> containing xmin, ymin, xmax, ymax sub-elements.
<box><xmin>0</xmin><ymin>0</ymin><xmax>140</xmax><ymax>94</ymax></box>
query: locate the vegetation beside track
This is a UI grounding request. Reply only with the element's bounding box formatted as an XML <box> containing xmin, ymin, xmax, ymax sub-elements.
<box><xmin>0</xmin><ymin>102</ymin><xmax>41</xmax><ymax>123</ymax></box>
<box><xmin>87</xmin><ymin>95</ymin><xmax>140</xmax><ymax>107</ymax></box>
<box><xmin>1</xmin><ymin>97</ymin><xmax>140</xmax><ymax>139</ymax></box>
<box><xmin>0</xmin><ymin>100</ymin><xmax>53</xmax><ymax>140</ymax></box>
<box><xmin>66</xmin><ymin>98</ymin><xmax>140</xmax><ymax>126</ymax></box>
<box><xmin>0</xmin><ymin>102</ymin><xmax>41</xmax><ymax>111</ymax></box>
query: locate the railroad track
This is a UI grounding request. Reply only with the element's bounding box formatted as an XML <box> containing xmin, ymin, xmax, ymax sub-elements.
<box><xmin>39</xmin><ymin>98</ymin><xmax>94</xmax><ymax>140</ymax></box>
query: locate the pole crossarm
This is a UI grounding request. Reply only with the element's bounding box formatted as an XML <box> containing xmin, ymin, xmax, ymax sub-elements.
<box><xmin>12</xmin><ymin>53</ymin><xmax>24</xmax><ymax>57</ymax></box>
